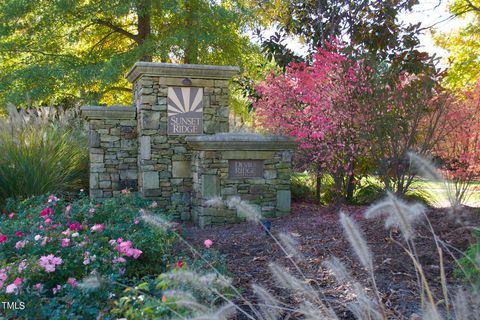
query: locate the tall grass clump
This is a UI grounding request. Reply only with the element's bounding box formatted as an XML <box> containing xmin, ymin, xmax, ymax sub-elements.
<box><xmin>0</xmin><ymin>104</ymin><xmax>88</xmax><ymax>205</ymax></box>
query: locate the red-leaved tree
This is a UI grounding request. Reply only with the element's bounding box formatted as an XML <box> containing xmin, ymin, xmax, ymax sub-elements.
<box><xmin>254</xmin><ymin>46</ymin><xmax>368</xmax><ymax>203</ymax></box>
<box><xmin>434</xmin><ymin>80</ymin><xmax>480</xmax><ymax>206</ymax></box>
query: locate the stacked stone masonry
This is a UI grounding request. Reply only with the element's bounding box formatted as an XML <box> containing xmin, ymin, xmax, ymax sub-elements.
<box><xmin>81</xmin><ymin>62</ymin><xmax>296</xmax><ymax>226</ymax></box>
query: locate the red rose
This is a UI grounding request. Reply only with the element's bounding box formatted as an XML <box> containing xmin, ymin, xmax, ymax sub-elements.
<box><xmin>0</xmin><ymin>234</ymin><xmax>7</xmax><ymax>243</ymax></box>
<box><xmin>176</xmin><ymin>260</ymin><xmax>184</xmax><ymax>268</ymax></box>
<box><xmin>15</xmin><ymin>231</ymin><xmax>25</xmax><ymax>237</ymax></box>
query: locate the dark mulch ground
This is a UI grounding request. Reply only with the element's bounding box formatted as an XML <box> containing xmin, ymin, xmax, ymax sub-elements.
<box><xmin>180</xmin><ymin>202</ymin><xmax>480</xmax><ymax>319</ymax></box>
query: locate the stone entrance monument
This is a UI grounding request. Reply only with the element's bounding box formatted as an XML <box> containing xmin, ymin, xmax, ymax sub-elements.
<box><xmin>81</xmin><ymin>62</ymin><xmax>296</xmax><ymax>227</ymax></box>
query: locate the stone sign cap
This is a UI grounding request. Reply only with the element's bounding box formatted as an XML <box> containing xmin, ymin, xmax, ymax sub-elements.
<box><xmin>186</xmin><ymin>133</ymin><xmax>297</xmax><ymax>151</ymax></box>
<box><xmin>80</xmin><ymin>105</ymin><xmax>136</xmax><ymax>120</ymax></box>
<box><xmin>126</xmin><ymin>62</ymin><xmax>240</xmax><ymax>83</ymax></box>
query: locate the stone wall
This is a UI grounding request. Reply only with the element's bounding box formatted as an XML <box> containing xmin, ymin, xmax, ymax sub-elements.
<box><xmin>81</xmin><ymin>106</ymin><xmax>138</xmax><ymax>199</ymax></box>
<box><xmin>126</xmin><ymin>63</ymin><xmax>238</xmax><ymax>219</ymax></box>
<box><xmin>186</xmin><ymin>134</ymin><xmax>295</xmax><ymax>227</ymax></box>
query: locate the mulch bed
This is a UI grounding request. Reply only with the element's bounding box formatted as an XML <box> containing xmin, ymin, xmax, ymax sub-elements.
<box><xmin>180</xmin><ymin>202</ymin><xmax>480</xmax><ymax>319</ymax></box>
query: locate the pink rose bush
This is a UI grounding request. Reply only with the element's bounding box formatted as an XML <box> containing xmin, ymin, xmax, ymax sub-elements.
<box><xmin>0</xmin><ymin>193</ymin><xmax>176</xmax><ymax>318</ymax></box>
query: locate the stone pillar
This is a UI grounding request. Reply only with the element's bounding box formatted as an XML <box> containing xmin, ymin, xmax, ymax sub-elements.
<box><xmin>126</xmin><ymin>63</ymin><xmax>239</xmax><ymax>218</ymax></box>
<box><xmin>81</xmin><ymin>106</ymin><xmax>138</xmax><ymax>199</ymax></box>
<box><xmin>186</xmin><ymin>133</ymin><xmax>296</xmax><ymax>227</ymax></box>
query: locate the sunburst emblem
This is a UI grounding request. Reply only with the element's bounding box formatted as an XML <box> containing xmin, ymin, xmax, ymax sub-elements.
<box><xmin>167</xmin><ymin>87</ymin><xmax>203</xmax><ymax>115</ymax></box>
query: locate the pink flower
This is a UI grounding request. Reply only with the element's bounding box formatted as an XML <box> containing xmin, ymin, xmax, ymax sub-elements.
<box><xmin>90</xmin><ymin>224</ymin><xmax>104</xmax><ymax>232</ymax></box>
<box><xmin>66</xmin><ymin>277</ymin><xmax>77</xmax><ymax>288</ymax></box>
<box><xmin>0</xmin><ymin>234</ymin><xmax>7</xmax><ymax>243</ymax></box>
<box><xmin>48</xmin><ymin>195</ymin><xmax>59</xmax><ymax>203</ymax></box>
<box><xmin>116</xmin><ymin>240</ymin><xmax>142</xmax><ymax>259</ymax></box>
<box><xmin>40</xmin><ymin>207</ymin><xmax>53</xmax><ymax>217</ymax></box>
<box><xmin>112</xmin><ymin>257</ymin><xmax>126</xmax><ymax>264</ymax></box>
<box><xmin>52</xmin><ymin>284</ymin><xmax>61</xmax><ymax>294</ymax></box>
<box><xmin>61</xmin><ymin>238</ymin><xmax>70</xmax><ymax>247</ymax></box>
<box><xmin>82</xmin><ymin>251</ymin><xmax>95</xmax><ymax>265</ymax></box>
<box><xmin>14</xmin><ymin>231</ymin><xmax>25</xmax><ymax>237</ymax></box>
<box><xmin>65</xmin><ymin>204</ymin><xmax>72</xmax><ymax>214</ymax></box>
<box><xmin>5</xmin><ymin>283</ymin><xmax>17</xmax><ymax>294</ymax></box>
<box><xmin>51</xmin><ymin>224</ymin><xmax>59</xmax><ymax>229</ymax></box>
<box><xmin>34</xmin><ymin>235</ymin><xmax>41</xmax><ymax>241</ymax></box>
<box><xmin>13</xmin><ymin>277</ymin><xmax>22</xmax><ymax>286</ymax></box>
<box><xmin>38</xmin><ymin>254</ymin><xmax>63</xmax><ymax>273</ymax></box>
<box><xmin>8</xmin><ymin>213</ymin><xmax>14</xmax><ymax>219</ymax></box>
<box><xmin>68</xmin><ymin>222</ymin><xmax>82</xmax><ymax>231</ymax></box>
<box><xmin>34</xmin><ymin>283</ymin><xmax>43</xmax><ymax>290</ymax></box>
<box><xmin>44</xmin><ymin>218</ymin><xmax>52</xmax><ymax>225</ymax></box>
<box><xmin>18</xmin><ymin>260</ymin><xmax>27</xmax><ymax>273</ymax></box>
<box><xmin>134</xmin><ymin>219</ymin><xmax>139</xmax><ymax>225</ymax></box>
<box><xmin>15</xmin><ymin>240</ymin><xmax>26</xmax><ymax>250</ymax></box>
<box><xmin>61</xmin><ymin>229</ymin><xmax>71</xmax><ymax>236</ymax></box>
<box><xmin>204</xmin><ymin>239</ymin><xmax>213</xmax><ymax>248</ymax></box>
<box><xmin>109</xmin><ymin>239</ymin><xmax>116</xmax><ymax>246</ymax></box>
<box><xmin>121</xmin><ymin>189</ymin><xmax>130</xmax><ymax>195</ymax></box>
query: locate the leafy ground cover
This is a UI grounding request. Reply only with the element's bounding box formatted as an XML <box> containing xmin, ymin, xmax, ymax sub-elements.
<box><xmin>181</xmin><ymin>202</ymin><xmax>480</xmax><ymax>319</ymax></box>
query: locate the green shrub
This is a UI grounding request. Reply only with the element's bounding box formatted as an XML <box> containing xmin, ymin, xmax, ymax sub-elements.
<box><xmin>456</xmin><ymin>228</ymin><xmax>480</xmax><ymax>288</ymax></box>
<box><xmin>0</xmin><ymin>105</ymin><xmax>88</xmax><ymax>206</ymax></box>
<box><xmin>0</xmin><ymin>192</ymin><xmax>177</xmax><ymax>319</ymax></box>
<box><xmin>291</xmin><ymin>173</ymin><xmax>315</xmax><ymax>201</ymax></box>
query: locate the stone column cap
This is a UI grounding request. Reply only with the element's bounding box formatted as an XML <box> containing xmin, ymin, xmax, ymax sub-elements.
<box><xmin>80</xmin><ymin>105</ymin><xmax>136</xmax><ymax>120</ymax></box>
<box><xmin>186</xmin><ymin>133</ymin><xmax>297</xmax><ymax>151</ymax></box>
<box><xmin>126</xmin><ymin>62</ymin><xmax>240</xmax><ymax>83</ymax></box>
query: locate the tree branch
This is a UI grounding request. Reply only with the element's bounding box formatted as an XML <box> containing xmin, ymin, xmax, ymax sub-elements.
<box><xmin>93</xmin><ymin>19</ymin><xmax>140</xmax><ymax>43</ymax></box>
<box><xmin>465</xmin><ymin>0</ymin><xmax>480</xmax><ymax>12</ymax></box>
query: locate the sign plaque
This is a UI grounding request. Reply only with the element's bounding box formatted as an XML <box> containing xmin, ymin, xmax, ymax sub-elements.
<box><xmin>229</xmin><ymin>160</ymin><xmax>264</xmax><ymax>178</ymax></box>
<box><xmin>167</xmin><ymin>87</ymin><xmax>203</xmax><ymax>135</ymax></box>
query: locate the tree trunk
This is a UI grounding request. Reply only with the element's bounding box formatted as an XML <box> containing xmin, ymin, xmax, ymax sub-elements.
<box><xmin>316</xmin><ymin>169</ymin><xmax>322</xmax><ymax>204</ymax></box>
<box><xmin>183</xmin><ymin>0</ymin><xmax>197</xmax><ymax>64</ymax></box>
<box><xmin>137</xmin><ymin>0</ymin><xmax>152</xmax><ymax>61</ymax></box>
<box><xmin>346</xmin><ymin>173</ymin><xmax>355</xmax><ymax>202</ymax></box>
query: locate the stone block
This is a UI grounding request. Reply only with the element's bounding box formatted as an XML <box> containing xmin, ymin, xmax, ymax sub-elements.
<box><xmin>90</xmin><ymin>153</ymin><xmax>104</xmax><ymax>163</ymax></box>
<box><xmin>99</xmin><ymin>180</ymin><xmax>111</xmax><ymax>189</ymax></box>
<box><xmin>222</xmin><ymin>151</ymin><xmax>274</xmax><ymax>160</ymax></box>
<box><xmin>276</xmin><ymin>190</ymin><xmax>291</xmax><ymax>212</ymax></box>
<box><xmin>202</xmin><ymin>174</ymin><xmax>220</xmax><ymax>199</ymax></box>
<box><xmin>143</xmin><ymin>171</ymin><xmax>159</xmax><ymax>189</ymax></box>
<box><xmin>140</xmin><ymin>136</ymin><xmax>151</xmax><ymax>160</ymax></box>
<box><xmin>89</xmin><ymin>131</ymin><xmax>101</xmax><ymax>148</ymax></box>
<box><xmin>140</xmin><ymin>95</ymin><xmax>156</xmax><ymax>105</ymax></box>
<box><xmin>141</xmin><ymin>111</ymin><xmax>160</xmax><ymax>129</ymax></box>
<box><xmin>172</xmin><ymin>161</ymin><xmax>192</xmax><ymax>178</ymax></box>
<box><xmin>90</xmin><ymin>173</ymin><xmax>99</xmax><ymax>189</ymax></box>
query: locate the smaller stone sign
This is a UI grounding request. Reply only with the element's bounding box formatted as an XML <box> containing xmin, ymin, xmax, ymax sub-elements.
<box><xmin>229</xmin><ymin>160</ymin><xmax>264</xmax><ymax>178</ymax></box>
<box><xmin>167</xmin><ymin>87</ymin><xmax>203</xmax><ymax>135</ymax></box>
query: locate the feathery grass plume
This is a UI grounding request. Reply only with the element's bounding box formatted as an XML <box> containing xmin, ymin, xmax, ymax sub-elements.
<box><xmin>408</xmin><ymin>152</ymin><xmax>444</xmax><ymax>182</ymax></box>
<box><xmin>226</xmin><ymin>196</ymin><xmax>261</xmax><ymax>222</ymax></box>
<box><xmin>452</xmin><ymin>289</ymin><xmax>470</xmax><ymax>320</ymax></box>
<box><xmin>205</xmin><ymin>196</ymin><xmax>225</xmax><ymax>208</ymax></box>
<box><xmin>322</xmin><ymin>257</ymin><xmax>351</xmax><ymax>284</ymax></box>
<box><xmin>299</xmin><ymin>300</ymin><xmax>339</xmax><ymax>320</ymax></box>
<box><xmin>252</xmin><ymin>284</ymin><xmax>283</xmax><ymax>320</ymax></box>
<box><xmin>422</xmin><ymin>302</ymin><xmax>443</xmax><ymax>320</ymax></box>
<box><xmin>339</xmin><ymin>211</ymin><xmax>373</xmax><ymax>272</ymax></box>
<box><xmin>77</xmin><ymin>275</ymin><xmax>103</xmax><ymax>291</ymax></box>
<box><xmin>348</xmin><ymin>282</ymin><xmax>383</xmax><ymax>320</ymax></box>
<box><xmin>165</xmin><ymin>270</ymin><xmax>232</xmax><ymax>296</ymax></box>
<box><xmin>162</xmin><ymin>290</ymin><xmax>210</xmax><ymax>313</ymax></box>
<box><xmin>278</xmin><ymin>232</ymin><xmax>303</xmax><ymax>262</ymax></box>
<box><xmin>268</xmin><ymin>263</ymin><xmax>337</xmax><ymax>317</ymax></box>
<box><xmin>190</xmin><ymin>302</ymin><xmax>237</xmax><ymax>320</ymax></box>
<box><xmin>226</xmin><ymin>196</ymin><xmax>241</xmax><ymax>209</ymax></box>
<box><xmin>140</xmin><ymin>212</ymin><xmax>174</xmax><ymax>232</ymax></box>
<box><xmin>364</xmin><ymin>192</ymin><xmax>425</xmax><ymax>241</ymax></box>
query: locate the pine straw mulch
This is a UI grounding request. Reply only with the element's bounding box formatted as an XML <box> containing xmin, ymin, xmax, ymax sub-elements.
<box><xmin>180</xmin><ymin>202</ymin><xmax>480</xmax><ymax>319</ymax></box>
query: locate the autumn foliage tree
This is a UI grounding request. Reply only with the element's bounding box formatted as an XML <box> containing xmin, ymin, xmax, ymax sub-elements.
<box><xmin>254</xmin><ymin>45</ymin><xmax>367</xmax><ymax>203</ymax></box>
<box><xmin>434</xmin><ymin>80</ymin><xmax>480</xmax><ymax>206</ymax></box>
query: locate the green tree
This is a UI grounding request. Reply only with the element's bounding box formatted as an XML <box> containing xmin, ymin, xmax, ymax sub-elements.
<box><xmin>434</xmin><ymin>0</ymin><xmax>480</xmax><ymax>88</ymax></box>
<box><xmin>0</xmin><ymin>0</ymin><xmax>260</xmax><ymax>107</ymax></box>
<box><xmin>252</xmin><ymin>0</ymin><xmax>423</xmax><ymax>67</ymax></box>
